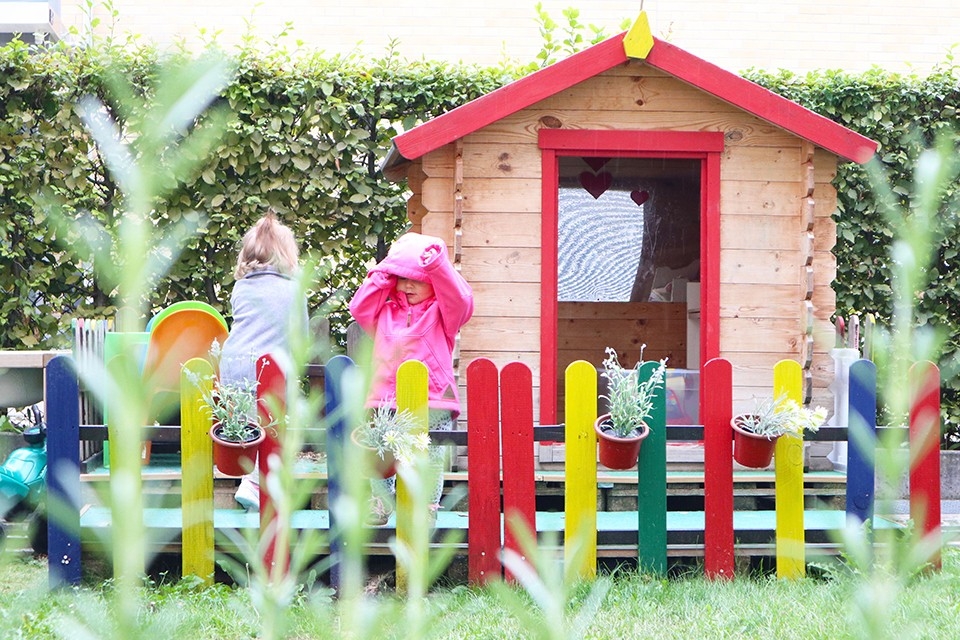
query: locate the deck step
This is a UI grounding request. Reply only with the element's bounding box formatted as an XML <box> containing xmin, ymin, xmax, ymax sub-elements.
<box><xmin>78</xmin><ymin>506</ymin><xmax>907</xmax><ymax>558</ymax></box>
<box><xmin>80</xmin><ymin>453</ymin><xmax>850</xmax><ymax>512</ymax></box>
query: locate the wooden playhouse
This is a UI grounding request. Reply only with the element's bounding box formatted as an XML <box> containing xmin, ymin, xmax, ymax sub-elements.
<box><xmin>381</xmin><ymin>15</ymin><xmax>878</xmax><ymax>426</ymax></box>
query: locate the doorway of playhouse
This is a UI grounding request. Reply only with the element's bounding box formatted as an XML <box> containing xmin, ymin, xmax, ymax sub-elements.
<box><xmin>554</xmin><ymin>155</ymin><xmax>701</xmax><ymax>428</ymax></box>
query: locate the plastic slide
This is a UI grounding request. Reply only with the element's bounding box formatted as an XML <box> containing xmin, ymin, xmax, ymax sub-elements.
<box><xmin>146</xmin><ymin>300</ymin><xmax>227</xmax><ymax>333</ymax></box>
<box><xmin>141</xmin><ymin>306</ymin><xmax>229</xmax><ymax>423</ymax></box>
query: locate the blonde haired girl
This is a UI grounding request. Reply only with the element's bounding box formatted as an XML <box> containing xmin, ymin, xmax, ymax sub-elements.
<box><xmin>221</xmin><ymin>210</ymin><xmax>309</xmax><ymax>510</ymax></box>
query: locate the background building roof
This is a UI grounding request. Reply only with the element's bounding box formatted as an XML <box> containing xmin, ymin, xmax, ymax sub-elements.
<box><xmin>38</xmin><ymin>0</ymin><xmax>960</xmax><ymax>74</ymax></box>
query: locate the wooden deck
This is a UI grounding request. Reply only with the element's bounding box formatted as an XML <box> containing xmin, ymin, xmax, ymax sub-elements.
<box><xmin>76</xmin><ymin>451</ymin><xmax>891</xmax><ymax>559</ymax></box>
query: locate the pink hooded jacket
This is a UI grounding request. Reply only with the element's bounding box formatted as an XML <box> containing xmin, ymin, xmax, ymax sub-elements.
<box><xmin>348</xmin><ymin>232</ymin><xmax>474</xmax><ymax>415</ymax></box>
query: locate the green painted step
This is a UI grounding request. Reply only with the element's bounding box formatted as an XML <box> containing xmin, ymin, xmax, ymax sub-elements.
<box><xmin>79</xmin><ymin>507</ymin><xmax>900</xmax><ymax>535</ymax></box>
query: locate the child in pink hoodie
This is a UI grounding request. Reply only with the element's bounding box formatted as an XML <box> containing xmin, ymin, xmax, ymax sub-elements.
<box><xmin>348</xmin><ymin>232</ymin><xmax>474</xmax><ymax>524</ymax></box>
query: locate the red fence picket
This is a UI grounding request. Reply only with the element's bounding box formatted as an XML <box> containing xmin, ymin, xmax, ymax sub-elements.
<box><xmin>466</xmin><ymin>358</ymin><xmax>502</xmax><ymax>584</ymax></box>
<box><xmin>703</xmin><ymin>357</ymin><xmax>734</xmax><ymax>579</ymax></box>
<box><xmin>909</xmin><ymin>361</ymin><xmax>941</xmax><ymax>570</ymax></box>
<box><xmin>500</xmin><ymin>362</ymin><xmax>536</xmax><ymax>582</ymax></box>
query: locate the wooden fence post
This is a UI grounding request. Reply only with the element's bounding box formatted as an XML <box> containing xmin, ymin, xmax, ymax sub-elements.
<box><xmin>256</xmin><ymin>354</ymin><xmax>286</xmax><ymax>575</ymax></box>
<box><xmin>45</xmin><ymin>355</ymin><xmax>82</xmax><ymax>587</ymax></box>
<box><xmin>500</xmin><ymin>362</ymin><xmax>536</xmax><ymax>582</ymax></box>
<box><xmin>395</xmin><ymin>359</ymin><xmax>429</xmax><ymax>595</ymax></box>
<box><xmin>846</xmin><ymin>359</ymin><xmax>877</xmax><ymax>525</ymax></box>
<box><xmin>324</xmin><ymin>354</ymin><xmax>354</xmax><ymax>592</ymax></box>
<box><xmin>180</xmin><ymin>357</ymin><xmax>214</xmax><ymax>584</ymax></box>
<box><xmin>774</xmin><ymin>359</ymin><xmax>805</xmax><ymax>579</ymax></box>
<box><xmin>467</xmin><ymin>358</ymin><xmax>501</xmax><ymax>584</ymax></box>
<box><xmin>909</xmin><ymin>361</ymin><xmax>941</xmax><ymax>570</ymax></box>
<box><xmin>703</xmin><ymin>357</ymin><xmax>733</xmax><ymax>579</ymax></box>
<box><xmin>636</xmin><ymin>360</ymin><xmax>667</xmax><ymax>574</ymax></box>
<box><xmin>564</xmin><ymin>360</ymin><xmax>597</xmax><ymax>579</ymax></box>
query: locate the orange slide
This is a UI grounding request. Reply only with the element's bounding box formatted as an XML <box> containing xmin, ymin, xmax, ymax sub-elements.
<box><xmin>141</xmin><ymin>302</ymin><xmax>228</xmax><ymax>424</ymax></box>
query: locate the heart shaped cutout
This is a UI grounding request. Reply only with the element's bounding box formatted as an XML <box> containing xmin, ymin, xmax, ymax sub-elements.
<box><xmin>583</xmin><ymin>157</ymin><xmax>611</xmax><ymax>172</ymax></box>
<box><xmin>630</xmin><ymin>189</ymin><xmax>650</xmax><ymax>206</ymax></box>
<box><xmin>579</xmin><ymin>171</ymin><xmax>613</xmax><ymax>199</ymax></box>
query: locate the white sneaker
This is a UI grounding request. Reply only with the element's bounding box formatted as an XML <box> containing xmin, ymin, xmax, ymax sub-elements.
<box><xmin>235</xmin><ymin>477</ymin><xmax>259</xmax><ymax>512</ymax></box>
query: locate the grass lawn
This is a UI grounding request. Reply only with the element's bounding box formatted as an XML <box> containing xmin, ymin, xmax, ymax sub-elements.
<box><xmin>2</xmin><ymin>547</ymin><xmax>959</xmax><ymax>639</ymax></box>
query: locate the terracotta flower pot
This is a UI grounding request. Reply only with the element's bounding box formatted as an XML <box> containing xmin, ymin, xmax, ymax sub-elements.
<box><xmin>209</xmin><ymin>423</ymin><xmax>265</xmax><ymax>476</ymax></box>
<box><xmin>594</xmin><ymin>413</ymin><xmax>650</xmax><ymax>470</ymax></box>
<box><xmin>730</xmin><ymin>415</ymin><xmax>779</xmax><ymax>468</ymax></box>
<box><xmin>350</xmin><ymin>428</ymin><xmax>397</xmax><ymax>479</ymax></box>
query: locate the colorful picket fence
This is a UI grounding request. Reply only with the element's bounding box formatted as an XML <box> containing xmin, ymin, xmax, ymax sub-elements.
<box><xmin>43</xmin><ymin>353</ymin><xmax>942</xmax><ymax>588</ymax></box>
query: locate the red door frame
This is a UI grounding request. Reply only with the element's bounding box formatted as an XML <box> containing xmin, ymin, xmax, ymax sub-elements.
<box><xmin>538</xmin><ymin>129</ymin><xmax>724</xmax><ymax>424</ymax></box>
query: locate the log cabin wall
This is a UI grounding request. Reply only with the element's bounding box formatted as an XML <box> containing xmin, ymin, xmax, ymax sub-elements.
<box><xmin>810</xmin><ymin>146</ymin><xmax>840</xmax><ymax>410</ymax></box>
<box><xmin>556</xmin><ymin>302</ymin><xmax>685</xmax><ymax>372</ymax></box>
<box><xmin>414</xmin><ymin>60</ymin><xmax>841</xmax><ymax>423</ymax></box>
<box><xmin>556</xmin><ymin>301</ymin><xmax>686</xmax><ymax>417</ymax></box>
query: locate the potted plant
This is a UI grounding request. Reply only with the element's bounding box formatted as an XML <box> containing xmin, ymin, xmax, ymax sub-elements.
<box><xmin>187</xmin><ymin>365</ymin><xmax>272</xmax><ymax>477</ymax></box>
<box><xmin>351</xmin><ymin>404</ymin><xmax>430</xmax><ymax>479</ymax></box>
<box><xmin>595</xmin><ymin>346</ymin><xmax>667</xmax><ymax>470</ymax></box>
<box><xmin>731</xmin><ymin>396</ymin><xmax>827</xmax><ymax>468</ymax></box>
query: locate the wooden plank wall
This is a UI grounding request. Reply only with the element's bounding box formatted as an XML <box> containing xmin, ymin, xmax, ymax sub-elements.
<box><xmin>556</xmin><ymin>301</ymin><xmax>685</xmax><ymax>419</ymax></box>
<box><xmin>557</xmin><ymin>302</ymin><xmax>686</xmax><ymax>371</ymax></box>
<box><xmin>413</xmin><ymin>60</ymin><xmax>840</xmax><ymax>422</ymax></box>
<box><xmin>420</xmin><ymin>135</ymin><xmax>544</xmax><ymax>421</ymax></box>
<box><xmin>719</xmin><ymin>141</ymin><xmax>839</xmax><ymax>410</ymax></box>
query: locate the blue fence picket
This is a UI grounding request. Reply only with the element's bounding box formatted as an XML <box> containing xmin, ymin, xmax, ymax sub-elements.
<box><xmin>45</xmin><ymin>355</ymin><xmax>82</xmax><ymax>587</ymax></box>
<box><xmin>846</xmin><ymin>359</ymin><xmax>877</xmax><ymax>525</ymax></box>
<box><xmin>324</xmin><ymin>355</ymin><xmax>354</xmax><ymax>592</ymax></box>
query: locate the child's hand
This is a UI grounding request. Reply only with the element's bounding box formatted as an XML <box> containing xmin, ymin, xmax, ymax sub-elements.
<box><xmin>370</xmin><ymin>271</ymin><xmax>395</xmax><ymax>288</ymax></box>
<box><xmin>419</xmin><ymin>244</ymin><xmax>443</xmax><ymax>266</ymax></box>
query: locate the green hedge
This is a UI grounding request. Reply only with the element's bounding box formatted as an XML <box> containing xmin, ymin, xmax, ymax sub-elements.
<box><xmin>0</xmin><ymin>38</ymin><xmax>512</xmax><ymax>348</ymax></box>
<box><xmin>744</xmin><ymin>65</ymin><xmax>960</xmax><ymax>443</ymax></box>
<box><xmin>1</xmin><ymin>36</ymin><xmax>957</xmax><ymax>439</ymax></box>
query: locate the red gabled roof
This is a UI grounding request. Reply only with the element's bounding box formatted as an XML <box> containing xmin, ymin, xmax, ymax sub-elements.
<box><xmin>383</xmin><ymin>32</ymin><xmax>878</xmax><ymax>179</ymax></box>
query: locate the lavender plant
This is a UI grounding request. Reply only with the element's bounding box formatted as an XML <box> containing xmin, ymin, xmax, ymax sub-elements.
<box><xmin>598</xmin><ymin>346</ymin><xmax>667</xmax><ymax>438</ymax></box>
<box><xmin>735</xmin><ymin>395</ymin><xmax>828</xmax><ymax>439</ymax></box>
<box><xmin>185</xmin><ymin>342</ymin><xmax>276</xmax><ymax>443</ymax></box>
<box><xmin>353</xmin><ymin>404</ymin><xmax>430</xmax><ymax>466</ymax></box>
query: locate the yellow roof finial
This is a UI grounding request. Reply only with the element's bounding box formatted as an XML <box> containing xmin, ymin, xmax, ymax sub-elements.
<box><xmin>623</xmin><ymin>10</ymin><xmax>654</xmax><ymax>59</ymax></box>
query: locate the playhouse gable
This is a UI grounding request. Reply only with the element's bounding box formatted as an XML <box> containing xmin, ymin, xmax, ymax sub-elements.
<box><xmin>384</xmin><ymin>29</ymin><xmax>877</xmax><ymax>179</ymax></box>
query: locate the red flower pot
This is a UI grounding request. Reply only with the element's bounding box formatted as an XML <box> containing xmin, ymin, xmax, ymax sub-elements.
<box><xmin>350</xmin><ymin>428</ymin><xmax>398</xmax><ymax>479</ymax></box>
<box><xmin>209</xmin><ymin>423</ymin><xmax>265</xmax><ymax>476</ymax></box>
<box><xmin>594</xmin><ymin>413</ymin><xmax>650</xmax><ymax>470</ymax></box>
<box><xmin>731</xmin><ymin>415</ymin><xmax>779</xmax><ymax>468</ymax></box>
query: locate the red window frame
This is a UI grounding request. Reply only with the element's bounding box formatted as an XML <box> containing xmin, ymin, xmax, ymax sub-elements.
<box><xmin>538</xmin><ymin>129</ymin><xmax>724</xmax><ymax>424</ymax></box>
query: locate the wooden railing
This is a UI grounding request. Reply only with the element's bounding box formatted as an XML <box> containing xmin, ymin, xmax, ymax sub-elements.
<box><xmin>43</xmin><ymin>354</ymin><xmax>942</xmax><ymax>588</ymax></box>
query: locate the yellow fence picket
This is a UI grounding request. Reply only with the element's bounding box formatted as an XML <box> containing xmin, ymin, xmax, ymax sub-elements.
<box><xmin>564</xmin><ymin>360</ymin><xmax>598</xmax><ymax>578</ymax></box>
<box><xmin>773</xmin><ymin>359</ymin><xmax>804</xmax><ymax>579</ymax></box>
<box><xmin>181</xmin><ymin>357</ymin><xmax>215</xmax><ymax>584</ymax></box>
<box><xmin>395</xmin><ymin>359</ymin><xmax>430</xmax><ymax>595</ymax></box>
